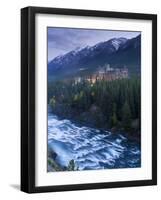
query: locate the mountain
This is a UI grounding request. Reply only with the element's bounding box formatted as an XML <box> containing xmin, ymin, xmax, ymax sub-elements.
<box><xmin>48</xmin><ymin>35</ymin><xmax>141</xmax><ymax>81</ymax></box>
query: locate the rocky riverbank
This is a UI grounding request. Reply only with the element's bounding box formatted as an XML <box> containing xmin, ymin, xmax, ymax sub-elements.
<box><xmin>49</xmin><ymin>103</ymin><xmax>140</xmax><ymax>141</ymax></box>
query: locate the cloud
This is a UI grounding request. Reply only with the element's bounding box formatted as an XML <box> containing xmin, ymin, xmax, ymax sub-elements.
<box><xmin>48</xmin><ymin>27</ymin><xmax>140</xmax><ymax>61</ymax></box>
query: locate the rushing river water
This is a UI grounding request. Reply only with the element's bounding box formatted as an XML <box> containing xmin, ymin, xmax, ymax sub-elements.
<box><xmin>48</xmin><ymin>109</ymin><xmax>141</xmax><ymax>171</ymax></box>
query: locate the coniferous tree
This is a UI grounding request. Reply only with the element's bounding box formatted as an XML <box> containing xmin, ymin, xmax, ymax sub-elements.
<box><xmin>48</xmin><ymin>77</ymin><xmax>140</xmax><ymax>134</ymax></box>
<box><xmin>122</xmin><ymin>101</ymin><xmax>132</xmax><ymax>131</ymax></box>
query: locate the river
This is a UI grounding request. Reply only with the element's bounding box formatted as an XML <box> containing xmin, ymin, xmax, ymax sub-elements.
<box><xmin>48</xmin><ymin>109</ymin><xmax>141</xmax><ymax>171</ymax></box>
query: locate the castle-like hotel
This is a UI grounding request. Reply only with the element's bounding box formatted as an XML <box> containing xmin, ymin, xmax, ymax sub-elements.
<box><xmin>75</xmin><ymin>64</ymin><xmax>128</xmax><ymax>84</ymax></box>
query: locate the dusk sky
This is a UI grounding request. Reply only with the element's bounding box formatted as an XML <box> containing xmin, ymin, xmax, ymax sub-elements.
<box><xmin>48</xmin><ymin>27</ymin><xmax>140</xmax><ymax>61</ymax></box>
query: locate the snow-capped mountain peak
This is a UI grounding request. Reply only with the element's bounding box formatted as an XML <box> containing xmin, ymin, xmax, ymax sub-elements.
<box><xmin>110</xmin><ymin>38</ymin><xmax>127</xmax><ymax>50</ymax></box>
<box><xmin>48</xmin><ymin>35</ymin><xmax>140</xmax><ymax>79</ymax></box>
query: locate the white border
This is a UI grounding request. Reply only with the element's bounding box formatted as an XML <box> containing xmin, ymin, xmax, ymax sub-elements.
<box><xmin>35</xmin><ymin>14</ymin><xmax>152</xmax><ymax>186</ymax></box>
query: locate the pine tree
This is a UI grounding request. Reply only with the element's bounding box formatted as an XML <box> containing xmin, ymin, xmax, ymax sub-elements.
<box><xmin>109</xmin><ymin>103</ymin><xmax>118</xmax><ymax>127</ymax></box>
<box><xmin>122</xmin><ymin>101</ymin><xmax>132</xmax><ymax>131</ymax></box>
<box><xmin>110</xmin><ymin>112</ymin><xmax>118</xmax><ymax>127</ymax></box>
<box><xmin>67</xmin><ymin>160</ymin><xmax>77</xmax><ymax>171</ymax></box>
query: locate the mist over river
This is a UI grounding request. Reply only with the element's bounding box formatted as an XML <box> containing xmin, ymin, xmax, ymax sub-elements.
<box><xmin>48</xmin><ymin>108</ymin><xmax>141</xmax><ymax>171</ymax></box>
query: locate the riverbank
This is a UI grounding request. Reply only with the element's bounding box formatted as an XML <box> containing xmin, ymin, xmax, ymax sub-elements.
<box><xmin>48</xmin><ymin>77</ymin><xmax>141</xmax><ymax>141</ymax></box>
<box><xmin>47</xmin><ymin>146</ymin><xmax>62</xmax><ymax>172</ymax></box>
<box><xmin>49</xmin><ymin>104</ymin><xmax>141</xmax><ymax>142</ymax></box>
<box><xmin>48</xmin><ymin>146</ymin><xmax>78</xmax><ymax>172</ymax></box>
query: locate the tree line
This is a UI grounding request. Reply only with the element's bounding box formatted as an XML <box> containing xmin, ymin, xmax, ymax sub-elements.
<box><xmin>48</xmin><ymin>77</ymin><xmax>141</xmax><ymax>135</ymax></box>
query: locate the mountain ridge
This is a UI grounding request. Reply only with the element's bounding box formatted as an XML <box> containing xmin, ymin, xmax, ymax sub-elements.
<box><xmin>48</xmin><ymin>34</ymin><xmax>141</xmax><ymax>80</ymax></box>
